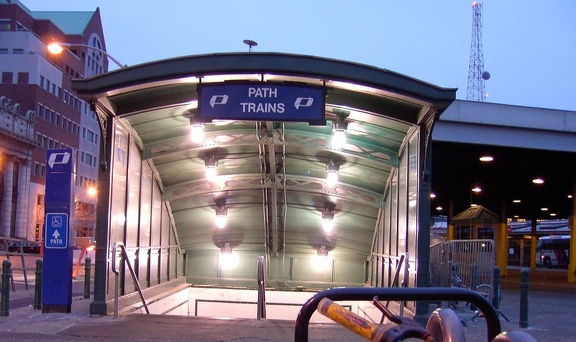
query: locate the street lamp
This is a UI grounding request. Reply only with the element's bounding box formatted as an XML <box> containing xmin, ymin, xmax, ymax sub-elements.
<box><xmin>47</xmin><ymin>42</ymin><xmax>126</xmax><ymax>69</ymax></box>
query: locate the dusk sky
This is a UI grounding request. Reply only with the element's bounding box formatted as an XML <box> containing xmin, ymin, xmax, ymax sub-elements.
<box><xmin>21</xmin><ymin>0</ymin><xmax>576</xmax><ymax>111</ymax></box>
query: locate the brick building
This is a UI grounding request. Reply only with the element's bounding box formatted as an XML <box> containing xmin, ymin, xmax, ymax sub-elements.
<box><xmin>0</xmin><ymin>0</ymin><xmax>104</xmax><ymax>242</ymax></box>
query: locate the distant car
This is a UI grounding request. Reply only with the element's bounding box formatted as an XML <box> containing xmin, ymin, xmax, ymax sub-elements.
<box><xmin>7</xmin><ymin>241</ymin><xmax>41</xmax><ymax>254</ymax></box>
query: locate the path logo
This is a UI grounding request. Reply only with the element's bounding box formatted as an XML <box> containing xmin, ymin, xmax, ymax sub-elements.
<box><xmin>209</xmin><ymin>95</ymin><xmax>229</xmax><ymax>108</ymax></box>
<box><xmin>48</xmin><ymin>151</ymin><xmax>71</xmax><ymax>169</ymax></box>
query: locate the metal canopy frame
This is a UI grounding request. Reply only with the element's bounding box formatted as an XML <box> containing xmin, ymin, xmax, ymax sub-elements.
<box><xmin>74</xmin><ymin>53</ymin><xmax>456</xmax><ymax>310</ymax></box>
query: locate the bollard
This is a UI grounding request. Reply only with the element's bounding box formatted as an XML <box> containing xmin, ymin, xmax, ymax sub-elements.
<box><xmin>1</xmin><ymin>259</ymin><xmax>11</xmax><ymax>316</ymax></box>
<box><xmin>84</xmin><ymin>257</ymin><xmax>91</xmax><ymax>299</ymax></box>
<box><xmin>492</xmin><ymin>266</ymin><xmax>501</xmax><ymax>309</ymax></box>
<box><xmin>470</xmin><ymin>263</ymin><xmax>478</xmax><ymax>310</ymax></box>
<box><xmin>519</xmin><ymin>268</ymin><xmax>529</xmax><ymax>328</ymax></box>
<box><xmin>34</xmin><ymin>259</ymin><xmax>43</xmax><ymax>310</ymax></box>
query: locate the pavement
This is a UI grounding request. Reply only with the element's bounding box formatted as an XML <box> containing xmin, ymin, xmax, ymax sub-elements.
<box><xmin>1</xmin><ymin>255</ymin><xmax>575</xmax><ymax>341</ymax></box>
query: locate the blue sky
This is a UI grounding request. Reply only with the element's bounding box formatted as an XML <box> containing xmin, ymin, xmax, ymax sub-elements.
<box><xmin>22</xmin><ymin>0</ymin><xmax>576</xmax><ymax>111</ymax></box>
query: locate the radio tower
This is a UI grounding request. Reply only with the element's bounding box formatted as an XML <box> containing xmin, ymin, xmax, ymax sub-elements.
<box><xmin>467</xmin><ymin>1</ymin><xmax>489</xmax><ymax>101</ymax></box>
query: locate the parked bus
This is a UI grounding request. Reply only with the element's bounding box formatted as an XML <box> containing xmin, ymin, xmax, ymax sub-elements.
<box><xmin>536</xmin><ymin>235</ymin><xmax>570</xmax><ymax>268</ymax></box>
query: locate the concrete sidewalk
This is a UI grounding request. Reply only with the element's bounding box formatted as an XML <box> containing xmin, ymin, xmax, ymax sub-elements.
<box><xmin>1</xmin><ymin>263</ymin><xmax>574</xmax><ymax>341</ymax></box>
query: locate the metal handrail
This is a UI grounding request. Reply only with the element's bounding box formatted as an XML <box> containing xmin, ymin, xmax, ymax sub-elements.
<box><xmin>112</xmin><ymin>242</ymin><xmax>149</xmax><ymax>317</ymax></box>
<box><xmin>294</xmin><ymin>287</ymin><xmax>502</xmax><ymax>342</ymax></box>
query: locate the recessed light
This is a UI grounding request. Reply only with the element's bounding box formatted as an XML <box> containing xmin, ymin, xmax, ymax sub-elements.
<box><xmin>532</xmin><ymin>178</ymin><xmax>544</xmax><ymax>184</ymax></box>
<box><xmin>479</xmin><ymin>155</ymin><xmax>493</xmax><ymax>162</ymax></box>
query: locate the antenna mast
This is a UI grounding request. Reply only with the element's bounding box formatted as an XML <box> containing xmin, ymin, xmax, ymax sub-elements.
<box><xmin>467</xmin><ymin>1</ymin><xmax>489</xmax><ymax>101</ymax></box>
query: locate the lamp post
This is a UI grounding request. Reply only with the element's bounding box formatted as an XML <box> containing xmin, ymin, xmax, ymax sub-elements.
<box><xmin>47</xmin><ymin>42</ymin><xmax>126</xmax><ymax>69</ymax></box>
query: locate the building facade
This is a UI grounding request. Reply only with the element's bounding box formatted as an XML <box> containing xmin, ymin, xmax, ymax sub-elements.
<box><xmin>0</xmin><ymin>0</ymin><xmax>104</xmax><ymax>242</ymax></box>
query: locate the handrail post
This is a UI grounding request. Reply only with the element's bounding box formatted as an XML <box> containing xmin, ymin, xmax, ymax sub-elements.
<box><xmin>84</xmin><ymin>257</ymin><xmax>91</xmax><ymax>299</ymax></box>
<box><xmin>112</xmin><ymin>242</ymin><xmax>149</xmax><ymax>316</ymax></box>
<box><xmin>34</xmin><ymin>259</ymin><xmax>42</xmax><ymax>310</ymax></box>
<box><xmin>112</xmin><ymin>243</ymin><xmax>119</xmax><ymax>318</ymax></box>
<box><xmin>1</xmin><ymin>259</ymin><xmax>11</xmax><ymax>316</ymax></box>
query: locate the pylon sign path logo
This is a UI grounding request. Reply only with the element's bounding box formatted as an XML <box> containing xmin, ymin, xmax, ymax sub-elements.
<box><xmin>46</xmin><ymin>149</ymin><xmax>73</xmax><ymax>173</ymax></box>
<box><xmin>48</xmin><ymin>151</ymin><xmax>70</xmax><ymax>169</ymax></box>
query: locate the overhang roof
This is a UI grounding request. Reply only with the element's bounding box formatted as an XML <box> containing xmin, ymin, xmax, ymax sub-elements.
<box><xmin>73</xmin><ymin>52</ymin><xmax>456</xmax><ymax>258</ymax></box>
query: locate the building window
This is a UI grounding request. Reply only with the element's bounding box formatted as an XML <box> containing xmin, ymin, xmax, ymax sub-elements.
<box><xmin>13</xmin><ymin>48</ymin><xmax>24</xmax><ymax>54</ymax></box>
<box><xmin>2</xmin><ymin>72</ymin><xmax>13</xmax><ymax>84</ymax></box>
<box><xmin>17</xmin><ymin>72</ymin><xmax>29</xmax><ymax>84</ymax></box>
<box><xmin>0</xmin><ymin>48</ymin><xmax>8</xmax><ymax>54</ymax></box>
<box><xmin>0</xmin><ymin>19</ymin><xmax>10</xmax><ymax>31</ymax></box>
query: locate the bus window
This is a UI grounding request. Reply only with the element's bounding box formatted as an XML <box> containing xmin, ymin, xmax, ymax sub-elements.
<box><xmin>536</xmin><ymin>235</ymin><xmax>570</xmax><ymax>268</ymax></box>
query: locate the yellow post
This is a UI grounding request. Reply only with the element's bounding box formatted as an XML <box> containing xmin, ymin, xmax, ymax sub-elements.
<box><xmin>568</xmin><ymin>215</ymin><xmax>576</xmax><ymax>283</ymax></box>
<box><xmin>529</xmin><ymin>219</ymin><xmax>537</xmax><ymax>269</ymax></box>
<box><xmin>530</xmin><ymin>235</ymin><xmax>537</xmax><ymax>269</ymax></box>
<box><xmin>495</xmin><ymin>223</ymin><xmax>508</xmax><ymax>277</ymax></box>
<box><xmin>447</xmin><ymin>224</ymin><xmax>455</xmax><ymax>240</ymax></box>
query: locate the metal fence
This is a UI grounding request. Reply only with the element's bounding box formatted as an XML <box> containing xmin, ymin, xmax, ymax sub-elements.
<box><xmin>430</xmin><ymin>239</ymin><xmax>495</xmax><ymax>301</ymax></box>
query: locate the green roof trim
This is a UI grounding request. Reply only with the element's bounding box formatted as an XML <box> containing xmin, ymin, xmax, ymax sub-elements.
<box><xmin>31</xmin><ymin>11</ymin><xmax>94</xmax><ymax>35</ymax></box>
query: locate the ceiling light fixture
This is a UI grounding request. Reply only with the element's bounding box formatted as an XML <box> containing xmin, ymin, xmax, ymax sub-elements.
<box><xmin>326</xmin><ymin>160</ymin><xmax>339</xmax><ymax>187</ymax></box>
<box><xmin>479</xmin><ymin>155</ymin><xmax>494</xmax><ymax>162</ymax></box>
<box><xmin>322</xmin><ymin>210</ymin><xmax>335</xmax><ymax>233</ymax></box>
<box><xmin>190</xmin><ymin>117</ymin><xmax>205</xmax><ymax>144</ymax></box>
<box><xmin>532</xmin><ymin>178</ymin><xmax>544</xmax><ymax>184</ymax></box>
<box><xmin>215</xmin><ymin>206</ymin><xmax>228</xmax><ymax>229</ymax></box>
<box><xmin>205</xmin><ymin>157</ymin><xmax>218</xmax><ymax>181</ymax></box>
<box><xmin>221</xmin><ymin>242</ymin><xmax>232</xmax><ymax>254</ymax></box>
<box><xmin>331</xmin><ymin>116</ymin><xmax>348</xmax><ymax>149</ymax></box>
<box><xmin>317</xmin><ymin>245</ymin><xmax>329</xmax><ymax>256</ymax></box>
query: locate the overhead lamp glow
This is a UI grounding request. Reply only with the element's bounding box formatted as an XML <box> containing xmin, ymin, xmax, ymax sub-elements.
<box><xmin>47</xmin><ymin>42</ymin><xmax>125</xmax><ymax>68</ymax></box>
<box><xmin>532</xmin><ymin>178</ymin><xmax>544</xmax><ymax>184</ymax></box>
<box><xmin>479</xmin><ymin>155</ymin><xmax>494</xmax><ymax>162</ymax></box>
<box><xmin>331</xmin><ymin>117</ymin><xmax>348</xmax><ymax>149</ymax></box>
<box><xmin>215</xmin><ymin>206</ymin><xmax>228</xmax><ymax>229</ymax></box>
<box><xmin>471</xmin><ymin>186</ymin><xmax>482</xmax><ymax>193</ymax></box>
<box><xmin>219</xmin><ymin>243</ymin><xmax>238</xmax><ymax>269</ymax></box>
<box><xmin>322</xmin><ymin>210</ymin><xmax>335</xmax><ymax>233</ymax></box>
<box><xmin>326</xmin><ymin>160</ymin><xmax>339</xmax><ymax>187</ymax></box>
<box><xmin>190</xmin><ymin>117</ymin><xmax>205</xmax><ymax>144</ymax></box>
<box><xmin>205</xmin><ymin>157</ymin><xmax>218</xmax><ymax>181</ymax></box>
